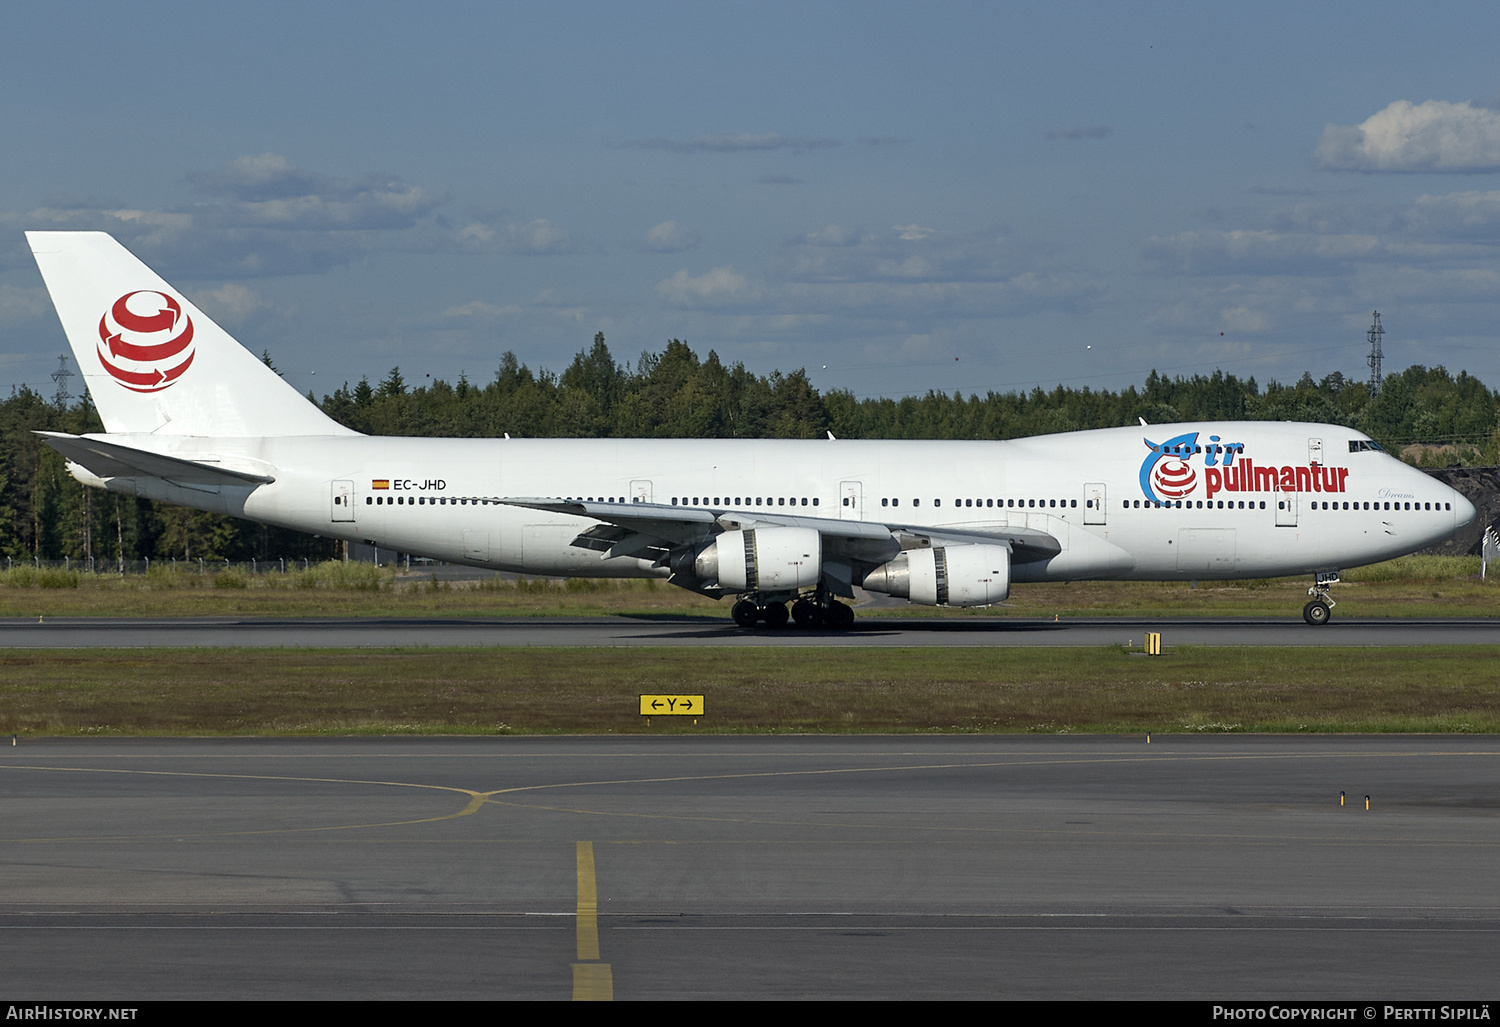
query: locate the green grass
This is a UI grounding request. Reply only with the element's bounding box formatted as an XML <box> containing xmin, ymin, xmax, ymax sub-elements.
<box><xmin>0</xmin><ymin>556</ymin><xmax>1495</xmax><ymax>619</ymax></box>
<box><xmin>0</xmin><ymin>562</ymin><xmax>713</xmax><ymax>618</ymax></box>
<box><xmin>2</xmin><ymin>646</ymin><xmax>1498</xmax><ymax>737</ymax></box>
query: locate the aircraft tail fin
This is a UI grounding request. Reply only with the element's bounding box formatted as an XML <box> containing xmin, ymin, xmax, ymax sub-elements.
<box><xmin>26</xmin><ymin>231</ymin><xmax>356</xmax><ymax>437</ymax></box>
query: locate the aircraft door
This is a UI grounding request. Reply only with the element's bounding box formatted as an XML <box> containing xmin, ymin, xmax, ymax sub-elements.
<box><xmin>331</xmin><ymin>480</ymin><xmax>355</xmax><ymax>522</ymax></box>
<box><xmin>462</xmin><ymin>530</ymin><xmax>490</xmax><ymax>563</ymax></box>
<box><xmin>1276</xmin><ymin>492</ymin><xmax>1298</xmax><ymax>527</ymax></box>
<box><xmin>1308</xmin><ymin>437</ymin><xmax>1323</xmax><ymax>466</ymax></box>
<box><xmin>1083</xmin><ymin>483</ymin><xmax>1106</xmax><ymax>525</ymax></box>
<box><xmin>630</xmin><ymin>479</ymin><xmax>653</xmax><ymax>504</ymax></box>
<box><xmin>839</xmin><ymin>480</ymin><xmax>863</xmax><ymax>520</ymax></box>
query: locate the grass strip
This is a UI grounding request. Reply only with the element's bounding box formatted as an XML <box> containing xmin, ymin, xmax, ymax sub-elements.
<box><xmin>2</xmin><ymin>646</ymin><xmax>1498</xmax><ymax>737</ymax></box>
<box><xmin>0</xmin><ymin>556</ymin><xmax>1494</xmax><ymax>619</ymax></box>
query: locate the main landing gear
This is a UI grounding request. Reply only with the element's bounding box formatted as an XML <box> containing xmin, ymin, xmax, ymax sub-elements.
<box><xmin>732</xmin><ymin>593</ymin><xmax>855</xmax><ymax>630</ymax></box>
<box><xmin>1303</xmin><ymin>571</ymin><xmax>1339</xmax><ymax>626</ymax></box>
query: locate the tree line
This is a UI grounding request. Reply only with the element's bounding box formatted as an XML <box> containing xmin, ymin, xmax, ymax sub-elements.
<box><xmin>3</xmin><ymin>333</ymin><xmax>1497</xmax><ymax>562</ymax></box>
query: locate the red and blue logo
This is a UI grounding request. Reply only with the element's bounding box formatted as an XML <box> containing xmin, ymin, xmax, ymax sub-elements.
<box><xmin>1140</xmin><ymin>431</ymin><xmax>1202</xmax><ymax>502</ymax></box>
<box><xmin>96</xmin><ymin>291</ymin><xmax>195</xmax><ymax>393</ymax></box>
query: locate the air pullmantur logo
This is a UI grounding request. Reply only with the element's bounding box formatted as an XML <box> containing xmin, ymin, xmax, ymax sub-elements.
<box><xmin>96</xmin><ymin>291</ymin><xmax>195</xmax><ymax>392</ymax></box>
<box><xmin>1140</xmin><ymin>430</ymin><xmax>1351</xmax><ymax>503</ymax></box>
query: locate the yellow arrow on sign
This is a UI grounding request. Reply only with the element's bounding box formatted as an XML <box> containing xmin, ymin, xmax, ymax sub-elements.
<box><xmin>639</xmin><ymin>694</ymin><xmax>704</xmax><ymax>716</ymax></box>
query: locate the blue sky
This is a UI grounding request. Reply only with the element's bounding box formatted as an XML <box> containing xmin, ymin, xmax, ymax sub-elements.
<box><xmin>5</xmin><ymin>1</ymin><xmax>1500</xmax><ymax>409</ymax></box>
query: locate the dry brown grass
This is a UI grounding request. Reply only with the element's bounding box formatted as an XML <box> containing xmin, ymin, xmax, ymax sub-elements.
<box><xmin>2</xmin><ymin>646</ymin><xmax>1497</xmax><ymax>737</ymax></box>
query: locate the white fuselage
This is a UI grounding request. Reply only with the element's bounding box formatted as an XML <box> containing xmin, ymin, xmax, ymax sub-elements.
<box><xmin>88</xmin><ymin>420</ymin><xmax>1473</xmax><ymax>584</ymax></box>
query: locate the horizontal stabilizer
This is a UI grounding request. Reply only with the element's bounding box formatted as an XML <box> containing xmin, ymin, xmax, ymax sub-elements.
<box><xmin>37</xmin><ymin>432</ymin><xmax>275</xmax><ymax>486</ymax></box>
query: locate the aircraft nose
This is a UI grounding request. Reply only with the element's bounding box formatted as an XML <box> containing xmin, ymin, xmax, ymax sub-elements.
<box><xmin>1454</xmin><ymin>490</ymin><xmax>1477</xmax><ymax>529</ymax></box>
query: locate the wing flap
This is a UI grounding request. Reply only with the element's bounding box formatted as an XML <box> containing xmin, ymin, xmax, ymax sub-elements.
<box><xmin>498</xmin><ymin>498</ymin><xmax>1062</xmax><ymax>565</ymax></box>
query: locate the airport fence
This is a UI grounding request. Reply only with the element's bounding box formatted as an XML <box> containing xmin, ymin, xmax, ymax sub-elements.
<box><xmin>2</xmin><ymin>556</ymin><xmax>329</xmax><ymax>577</ymax></box>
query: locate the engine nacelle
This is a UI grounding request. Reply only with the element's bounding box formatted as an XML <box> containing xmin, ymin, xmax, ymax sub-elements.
<box><xmin>861</xmin><ymin>544</ymin><xmax>1011</xmax><ymax>608</ymax></box>
<box><xmin>694</xmin><ymin>527</ymin><xmax>822</xmax><ymax>593</ymax></box>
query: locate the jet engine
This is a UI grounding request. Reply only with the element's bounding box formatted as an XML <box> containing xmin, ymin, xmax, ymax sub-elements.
<box><xmin>694</xmin><ymin>527</ymin><xmax>822</xmax><ymax>592</ymax></box>
<box><xmin>861</xmin><ymin>544</ymin><xmax>1011</xmax><ymax>607</ymax></box>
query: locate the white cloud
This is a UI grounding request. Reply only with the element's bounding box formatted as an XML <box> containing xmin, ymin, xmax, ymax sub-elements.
<box><xmin>1143</xmin><ymin>229</ymin><xmax>1379</xmax><ymax>276</ymax></box>
<box><xmin>444</xmin><ymin>301</ymin><xmax>518</xmax><ymax>319</ymax></box>
<box><xmin>1217</xmin><ymin>305</ymin><xmax>1267</xmax><ymax>333</ymax></box>
<box><xmin>779</xmin><ymin>273</ymin><xmax>1101</xmax><ymax>318</ymax></box>
<box><xmin>195</xmin><ymin>283</ymin><xmax>262</xmax><ymax>325</ymax></box>
<box><xmin>802</xmin><ymin>224</ymin><xmax>864</xmax><ymax>247</ymax></box>
<box><xmin>641</xmin><ymin>221</ymin><xmax>699</xmax><ymax>253</ymax></box>
<box><xmin>740</xmin><ymin>223</ymin><xmax>1104</xmax><ymax>321</ymax></box>
<box><xmin>0</xmin><ymin>284</ymin><xmax>47</xmax><ymax>324</ymax></box>
<box><xmin>1379</xmin><ymin>264</ymin><xmax>1500</xmax><ymax>301</ymax></box>
<box><xmin>1314</xmin><ymin>100</ymin><xmax>1500</xmax><ymax>172</ymax></box>
<box><xmin>1145</xmin><ymin>288</ymin><xmax>1291</xmax><ymax>337</ymax></box>
<box><xmin>454</xmin><ymin>217</ymin><xmax>574</xmax><ymax>255</ymax></box>
<box><xmin>187</xmin><ymin>153</ymin><xmax>322</xmax><ymax>200</ymax></box>
<box><xmin>188</xmin><ymin>153</ymin><xmax>441</xmax><ymax>231</ymax></box>
<box><xmin>15</xmin><ymin>155</ymin><xmax>456</xmax><ymax>278</ymax></box>
<box><xmin>656</xmin><ymin>266</ymin><xmax>751</xmax><ymax>306</ymax></box>
<box><xmin>1402</xmin><ymin>189</ymin><xmax>1500</xmax><ymax>239</ymax></box>
<box><xmin>781</xmin><ymin>225</ymin><xmax>1045</xmax><ymax>285</ymax></box>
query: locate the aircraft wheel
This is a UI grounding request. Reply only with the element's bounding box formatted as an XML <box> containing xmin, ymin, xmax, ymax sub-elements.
<box><xmin>824</xmin><ymin>602</ymin><xmax>855</xmax><ymax>630</ymax></box>
<box><xmin>761</xmin><ymin>602</ymin><xmax>789</xmax><ymax>627</ymax></box>
<box><xmin>791</xmin><ymin>599</ymin><xmax>821</xmax><ymax>627</ymax></box>
<box><xmin>1303</xmin><ymin>600</ymin><xmax>1331</xmax><ymax>626</ymax></box>
<box><xmin>731</xmin><ymin>599</ymin><xmax>759</xmax><ymax>628</ymax></box>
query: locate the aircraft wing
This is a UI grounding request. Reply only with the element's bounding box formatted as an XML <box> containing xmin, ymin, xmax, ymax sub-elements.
<box><xmin>498</xmin><ymin>498</ymin><xmax>1061</xmax><ymax>566</ymax></box>
<box><xmin>37</xmin><ymin>432</ymin><xmax>276</xmax><ymax>486</ymax></box>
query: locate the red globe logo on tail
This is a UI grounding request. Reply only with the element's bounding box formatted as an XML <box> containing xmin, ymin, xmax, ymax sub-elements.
<box><xmin>1152</xmin><ymin>459</ymin><xmax>1197</xmax><ymax>499</ymax></box>
<box><xmin>97</xmin><ymin>291</ymin><xmax>195</xmax><ymax>392</ymax></box>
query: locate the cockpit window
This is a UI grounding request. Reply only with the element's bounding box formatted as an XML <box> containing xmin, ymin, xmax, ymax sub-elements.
<box><xmin>1348</xmin><ymin>439</ymin><xmax>1385</xmax><ymax>453</ymax></box>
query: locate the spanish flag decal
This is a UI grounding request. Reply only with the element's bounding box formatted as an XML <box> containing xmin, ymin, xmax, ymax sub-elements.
<box><xmin>372</xmin><ymin>479</ymin><xmax>390</xmax><ymax>490</ymax></box>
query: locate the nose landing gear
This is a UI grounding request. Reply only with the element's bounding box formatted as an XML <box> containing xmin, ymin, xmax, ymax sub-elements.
<box><xmin>1303</xmin><ymin>571</ymin><xmax>1339</xmax><ymax>626</ymax></box>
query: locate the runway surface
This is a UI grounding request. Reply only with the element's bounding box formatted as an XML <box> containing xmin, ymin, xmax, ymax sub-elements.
<box><xmin>2</xmin><ymin>613</ymin><xmax>1498</xmax><ymax>648</ymax></box>
<box><xmin>2</xmin><ymin>735</ymin><xmax>1498</xmax><ymax>1000</ymax></box>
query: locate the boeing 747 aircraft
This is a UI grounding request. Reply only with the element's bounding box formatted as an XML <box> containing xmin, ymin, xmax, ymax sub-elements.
<box><xmin>27</xmin><ymin>232</ymin><xmax>1476</xmax><ymax>628</ymax></box>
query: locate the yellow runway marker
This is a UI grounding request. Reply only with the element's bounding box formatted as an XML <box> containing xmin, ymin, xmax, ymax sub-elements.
<box><xmin>576</xmin><ymin>841</ymin><xmax>600</xmax><ymax>960</ymax></box>
<box><xmin>572</xmin><ymin>840</ymin><xmax>613</xmax><ymax>1001</ymax></box>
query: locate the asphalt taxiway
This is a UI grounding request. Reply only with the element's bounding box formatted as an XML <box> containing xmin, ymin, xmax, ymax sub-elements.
<box><xmin>2</xmin><ymin>735</ymin><xmax>1497</xmax><ymax>1000</ymax></box>
<box><xmin>2</xmin><ymin>613</ymin><xmax>1498</xmax><ymax>647</ymax></box>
